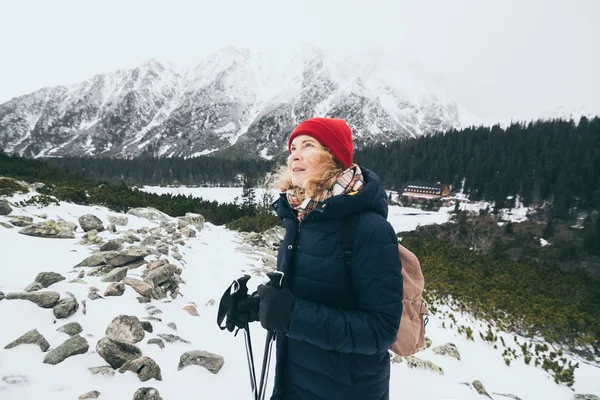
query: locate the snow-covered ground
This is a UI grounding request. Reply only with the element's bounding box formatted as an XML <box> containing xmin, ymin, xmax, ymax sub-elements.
<box><xmin>0</xmin><ymin>186</ymin><xmax>598</xmax><ymax>400</ymax></box>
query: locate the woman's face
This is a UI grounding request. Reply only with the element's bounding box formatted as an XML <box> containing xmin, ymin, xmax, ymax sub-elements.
<box><xmin>288</xmin><ymin>135</ymin><xmax>325</xmax><ymax>187</ymax></box>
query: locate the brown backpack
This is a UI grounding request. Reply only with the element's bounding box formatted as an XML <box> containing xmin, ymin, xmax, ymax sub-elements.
<box><xmin>341</xmin><ymin>215</ymin><xmax>429</xmax><ymax>357</ymax></box>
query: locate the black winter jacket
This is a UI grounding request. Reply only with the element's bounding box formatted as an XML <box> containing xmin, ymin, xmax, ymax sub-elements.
<box><xmin>270</xmin><ymin>168</ymin><xmax>403</xmax><ymax>400</ymax></box>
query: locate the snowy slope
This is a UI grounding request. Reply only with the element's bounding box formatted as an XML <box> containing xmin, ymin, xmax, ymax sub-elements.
<box><xmin>0</xmin><ymin>186</ymin><xmax>598</xmax><ymax>400</ymax></box>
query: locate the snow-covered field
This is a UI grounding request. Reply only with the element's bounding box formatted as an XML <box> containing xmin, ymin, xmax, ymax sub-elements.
<box><xmin>0</xmin><ymin>186</ymin><xmax>598</xmax><ymax>400</ymax></box>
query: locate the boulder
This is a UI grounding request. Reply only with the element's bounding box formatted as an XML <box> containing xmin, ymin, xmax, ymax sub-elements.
<box><xmin>24</xmin><ymin>282</ymin><xmax>43</xmax><ymax>292</ymax></box>
<box><xmin>106</xmin><ymin>315</ymin><xmax>145</xmax><ymax>343</ymax></box>
<box><xmin>406</xmin><ymin>356</ymin><xmax>444</xmax><ymax>375</ymax></box>
<box><xmin>35</xmin><ymin>272</ymin><xmax>66</xmax><ymax>288</ymax></box>
<box><xmin>0</xmin><ymin>291</ymin><xmax>4</xmax><ymax>301</ymax></box>
<box><xmin>0</xmin><ymin>199</ymin><xmax>12</xmax><ymax>215</ymax></box>
<box><xmin>158</xmin><ymin>333</ymin><xmax>190</xmax><ymax>344</ymax></box>
<box><xmin>96</xmin><ymin>336</ymin><xmax>142</xmax><ymax>369</ymax></box>
<box><xmin>79</xmin><ymin>214</ymin><xmax>104</xmax><ymax>232</ymax></box>
<box><xmin>79</xmin><ymin>230</ymin><xmax>104</xmax><ymax>246</ymax></box>
<box><xmin>180</xmin><ymin>226</ymin><xmax>196</xmax><ymax>238</ymax></box>
<box><xmin>141</xmin><ymin>321</ymin><xmax>153</xmax><ymax>333</ymax></box>
<box><xmin>19</xmin><ymin>219</ymin><xmax>75</xmax><ymax>239</ymax></box>
<box><xmin>104</xmin><ymin>282</ymin><xmax>126</xmax><ymax>296</ymax></box>
<box><xmin>118</xmin><ymin>356</ymin><xmax>162</xmax><ymax>381</ymax></box>
<box><xmin>178</xmin><ymin>350</ymin><xmax>224</xmax><ymax>374</ymax></box>
<box><xmin>433</xmin><ymin>343</ymin><xmax>461</xmax><ymax>360</ymax></box>
<box><xmin>78</xmin><ymin>390</ymin><xmax>101</xmax><ymax>400</ymax></box>
<box><xmin>574</xmin><ymin>396</ymin><xmax>600</xmax><ymax>400</ymax></box>
<box><xmin>148</xmin><ymin>339</ymin><xmax>164</xmax><ymax>349</ymax></box>
<box><xmin>183</xmin><ymin>305</ymin><xmax>199</xmax><ymax>316</ymax></box>
<box><xmin>123</xmin><ymin>277</ymin><xmax>155</xmax><ymax>298</ymax></box>
<box><xmin>472</xmin><ymin>380</ymin><xmax>493</xmax><ymax>399</ymax></box>
<box><xmin>133</xmin><ymin>387</ymin><xmax>163</xmax><ymax>400</ymax></box>
<box><xmin>88</xmin><ymin>366</ymin><xmax>115</xmax><ymax>376</ymax></box>
<box><xmin>43</xmin><ymin>335</ymin><xmax>89</xmax><ymax>365</ymax></box>
<box><xmin>108</xmin><ymin>215</ymin><xmax>128</xmax><ymax>226</ymax></box>
<box><xmin>127</xmin><ymin>207</ymin><xmax>170</xmax><ymax>223</ymax></box>
<box><xmin>5</xmin><ymin>291</ymin><xmax>60</xmax><ymax>308</ymax></box>
<box><xmin>53</xmin><ymin>295</ymin><xmax>79</xmax><ymax>319</ymax></box>
<box><xmin>101</xmin><ymin>267</ymin><xmax>128</xmax><ymax>283</ymax></box>
<box><xmin>100</xmin><ymin>239</ymin><xmax>124</xmax><ymax>252</ymax></box>
<box><xmin>4</xmin><ymin>329</ymin><xmax>50</xmax><ymax>352</ymax></box>
<box><xmin>57</xmin><ymin>322</ymin><xmax>83</xmax><ymax>336</ymax></box>
<box><xmin>9</xmin><ymin>216</ymin><xmax>33</xmax><ymax>227</ymax></box>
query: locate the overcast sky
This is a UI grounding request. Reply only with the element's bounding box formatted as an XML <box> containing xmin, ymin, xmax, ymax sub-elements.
<box><xmin>1</xmin><ymin>0</ymin><xmax>598</xmax><ymax>124</ymax></box>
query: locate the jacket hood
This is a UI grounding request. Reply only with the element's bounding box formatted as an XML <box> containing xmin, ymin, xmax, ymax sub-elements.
<box><xmin>273</xmin><ymin>167</ymin><xmax>389</xmax><ymax>221</ymax></box>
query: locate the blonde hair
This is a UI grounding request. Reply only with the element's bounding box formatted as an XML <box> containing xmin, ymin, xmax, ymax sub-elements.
<box><xmin>268</xmin><ymin>146</ymin><xmax>344</xmax><ymax>198</ymax></box>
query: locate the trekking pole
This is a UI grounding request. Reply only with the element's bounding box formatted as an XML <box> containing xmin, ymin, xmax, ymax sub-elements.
<box><xmin>217</xmin><ymin>275</ymin><xmax>258</xmax><ymax>399</ymax></box>
<box><xmin>257</xmin><ymin>271</ymin><xmax>284</xmax><ymax>400</ymax></box>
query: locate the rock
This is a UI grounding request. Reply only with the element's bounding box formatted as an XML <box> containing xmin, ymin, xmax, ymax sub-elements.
<box><xmin>133</xmin><ymin>387</ymin><xmax>163</xmax><ymax>400</ymax></box>
<box><xmin>137</xmin><ymin>296</ymin><xmax>152</xmax><ymax>303</ymax></box>
<box><xmin>148</xmin><ymin>339</ymin><xmax>164</xmax><ymax>349</ymax></box>
<box><xmin>19</xmin><ymin>219</ymin><xmax>75</xmax><ymax>238</ymax></box>
<box><xmin>100</xmin><ymin>240</ymin><xmax>124</xmax><ymax>252</ymax></box>
<box><xmin>2</xmin><ymin>375</ymin><xmax>29</xmax><ymax>385</ymax></box>
<box><xmin>492</xmin><ymin>393</ymin><xmax>523</xmax><ymax>400</ymax></box>
<box><xmin>172</xmin><ymin>247</ymin><xmax>182</xmax><ymax>260</ymax></box>
<box><xmin>4</xmin><ymin>329</ymin><xmax>50</xmax><ymax>352</ymax></box>
<box><xmin>184</xmin><ymin>212</ymin><xmax>205</xmax><ymax>232</ymax></box>
<box><xmin>146</xmin><ymin>306</ymin><xmax>162</xmax><ymax>316</ymax></box>
<box><xmin>43</xmin><ymin>335</ymin><xmax>89</xmax><ymax>365</ymax></box>
<box><xmin>70</xmin><ymin>278</ymin><xmax>87</xmax><ymax>284</ymax></box>
<box><xmin>140</xmin><ymin>236</ymin><xmax>157</xmax><ymax>247</ymax></box>
<box><xmin>88</xmin><ymin>366</ymin><xmax>115</xmax><ymax>376</ymax></box>
<box><xmin>82</xmin><ymin>300</ymin><xmax>87</xmax><ymax>315</ymax></box>
<box><xmin>121</xmin><ymin>232</ymin><xmax>141</xmax><ymax>243</ymax></box>
<box><xmin>106</xmin><ymin>315</ymin><xmax>145</xmax><ymax>343</ymax></box>
<box><xmin>108</xmin><ymin>223</ymin><xmax>117</xmax><ymax>233</ymax></box>
<box><xmin>141</xmin><ymin>321</ymin><xmax>153</xmax><ymax>333</ymax></box>
<box><xmin>119</xmin><ymin>356</ymin><xmax>162</xmax><ymax>382</ymax></box>
<box><xmin>24</xmin><ymin>282</ymin><xmax>43</xmax><ymax>292</ymax></box>
<box><xmin>5</xmin><ymin>291</ymin><xmax>60</xmax><ymax>308</ymax></box>
<box><xmin>143</xmin><ymin>316</ymin><xmax>162</xmax><ymax>322</ymax></box>
<box><xmin>123</xmin><ymin>277</ymin><xmax>155</xmax><ymax>297</ymax></box>
<box><xmin>158</xmin><ymin>333</ymin><xmax>190</xmax><ymax>344</ymax></box>
<box><xmin>88</xmin><ymin>291</ymin><xmax>103</xmax><ymax>300</ymax></box>
<box><xmin>574</xmin><ymin>396</ymin><xmax>600</xmax><ymax>400</ymax></box>
<box><xmin>424</xmin><ymin>336</ymin><xmax>432</xmax><ymax>349</ymax></box>
<box><xmin>183</xmin><ymin>305</ymin><xmax>200</xmax><ymax>316</ymax></box>
<box><xmin>79</xmin><ymin>230</ymin><xmax>105</xmax><ymax>246</ymax></box>
<box><xmin>79</xmin><ymin>214</ymin><xmax>105</xmax><ymax>232</ymax></box>
<box><xmin>178</xmin><ymin>350</ymin><xmax>224</xmax><ymax>374</ymax></box>
<box><xmin>75</xmin><ymin>247</ymin><xmax>151</xmax><ymax>269</ymax></box>
<box><xmin>0</xmin><ymin>199</ymin><xmax>12</xmax><ymax>215</ymax></box>
<box><xmin>108</xmin><ymin>215</ymin><xmax>128</xmax><ymax>226</ymax></box>
<box><xmin>0</xmin><ymin>221</ymin><xmax>13</xmax><ymax>229</ymax></box>
<box><xmin>0</xmin><ymin>291</ymin><xmax>4</xmax><ymax>301</ymax></box>
<box><xmin>101</xmin><ymin>267</ymin><xmax>128</xmax><ymax>283</ymax></box>
<box><xmin>143</xmin><ymin>264</ymin><xmax>178</xmax><ymax>287</ymax></box>
<box><xmin>180</xmin><ymin>226</ymin><xmax>196</xmax><ymax>238</ymax></box>
<box><xmin>37</xmin><ymin>213</ymin><xmax>47</xmax><ymax>219</ymax></box>
<box><xmin>127</xmin><ymin>207</ymin><xmax>171</xmax><ymax>223</ymax></box>
<box><xmin>53</xmin><ymin>295</ymin><xmax>79</xmax><ymax>319</ymax></box>
<box><xmin>96</xmin><ymin>337</ymin><xmax>143</xmax><ymax>369</ymax></box>
<box><xmin>57</xmin><ymin>322</ymin><xmax>83</xmax><ymax>336</ymax></box>
<box><xmin>9</xmin><ymin>216</ymin><xmax>33</xmax><ymax>227</ymax></box>
<box><xmin>472</xmin><ymin>380</ymin><xmax>492</xmax><ymax>399</ymax></box>
<box><xmin>79</xmin><ymin>390</ymin><xmax>101</xmax><ymax>400</ymax></box>
<box><xmin>433</xmin><ymin>343</ymin><xmax>461</xmax><ymax>360</ymax></box>
<box><xmin>105</xmin><ymin>282</ymin><xmax>126</xmax><ymax>296</ymax></box>
<box><xmin>156</xmin><ymin>244</ymin><xmax>169</xmax><ymax>255</ymax></box>
<box><xmin>165</xmin><ymin>323</ymin><xmax>176</xmax><ymax>331</ymax></box>
<box><xmin>78</xmin><ymin>270</ymin><xmax>85</xmax><ymax>278</ymax></box>
<box><xmin>35</xmin><ymin>272</ymin><xmax>66</xmax><ymax>288</ymax></box>
<box><xmin>405</xmin><ymin>356</ymin><xmax>444</xmax><ymax>375</ymax></box>
<box><xmin>205</xmin><ymin>299</ymin><xmax>215</xmax><ymax>306</ymax></box>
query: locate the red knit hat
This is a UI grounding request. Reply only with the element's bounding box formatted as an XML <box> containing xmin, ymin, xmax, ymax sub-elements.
<box><xmin>287</xmin><ymin>117</ymin><xmax>354</xmax><ymax>169</ymax></box>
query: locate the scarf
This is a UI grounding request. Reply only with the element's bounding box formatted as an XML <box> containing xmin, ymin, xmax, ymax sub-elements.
<box><xmin>286</xmin><ymin>164</ymin><xmax>364</xmax><ymax>221</ymax></box>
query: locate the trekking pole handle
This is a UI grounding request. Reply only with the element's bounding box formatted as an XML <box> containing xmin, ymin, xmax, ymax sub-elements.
<box><xmin>266</xmin><ymin>271</ymin><xmax>284</xmax><ymax>289</ymax></box>
<box><xmin>234</xmin><ymin>274</ymin><xmax>251</xmax><ymax>296</ymax></box>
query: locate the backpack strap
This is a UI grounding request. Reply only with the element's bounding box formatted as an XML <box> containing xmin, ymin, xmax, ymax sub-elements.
<box><xmin>340</xmin><ymin>213</ymin><xmax>360</xmax><ymax>267</ymax></box>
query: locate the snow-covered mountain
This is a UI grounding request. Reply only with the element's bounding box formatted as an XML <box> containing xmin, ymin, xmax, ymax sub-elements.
<box><xmin>0</xmin><ymin>46</ymin><xmax>478</xmax><ymax>160</ymax></box>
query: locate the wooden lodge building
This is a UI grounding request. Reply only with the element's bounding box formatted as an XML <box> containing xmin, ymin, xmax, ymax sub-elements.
<box><xmin>400</xmin><ymin>181</ymin><xmax>453</xmax><ymax>206</ymax></box>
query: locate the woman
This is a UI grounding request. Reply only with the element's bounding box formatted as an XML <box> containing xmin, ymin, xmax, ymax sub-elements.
<box><xmin>234</xmin><ymin>117</ymin><xmax>403</xmax><ymax>400</ymax></box>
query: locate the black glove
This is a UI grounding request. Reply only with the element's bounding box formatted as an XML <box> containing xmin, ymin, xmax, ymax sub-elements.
<box><xmin>226</xmin><ymin>292</ymin><xmax>261</xmax><ymax>332</ymax></box>
<box><xmin>257</xmin><ymin>284</ymin><xmax>295</xmax><ymax>333</ymax></box>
